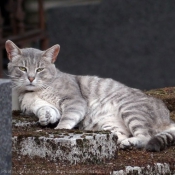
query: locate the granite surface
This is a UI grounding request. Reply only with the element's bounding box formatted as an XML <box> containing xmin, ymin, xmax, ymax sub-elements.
<box><xmin>0</xmin><ymin>79</ymin><xmax>12</xmax><ymax>175</ymax></box>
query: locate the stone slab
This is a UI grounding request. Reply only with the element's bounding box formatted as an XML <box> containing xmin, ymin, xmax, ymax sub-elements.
<box><xmin>0</xmin><ymin>79</ymin><xmax>11</xmax><ymax>175</ymax></box>
<box><xmin>12</xmin><ymin>114</ymin><xmax>118</xmax><ymax>164</ymax></box>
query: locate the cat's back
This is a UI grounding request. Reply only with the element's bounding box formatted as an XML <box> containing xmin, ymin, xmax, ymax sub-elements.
<box><xmin>76</xmin><ymin>75</ymin><xmax>131</xmax><ymax>99</ymax></box>
<box><xmin>76</xmin><ymin>75</ymin><xmax>160</xmax><ymax>111</ymax></box>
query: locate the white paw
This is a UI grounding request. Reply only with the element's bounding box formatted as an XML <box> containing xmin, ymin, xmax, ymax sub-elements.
<box><xmin>119</xmin><ymin>137</ymin><xmax>143</xmax><ymax>149</ymax></box>
<box><xmin>113</xmin><ymin>131</ymin><xmax>128</xmax><ymax>145</ymax></box>
<box><xmin>37</xmin><ymin>106</ymin><xmax>60</xmax><ymax>126</ymax></box>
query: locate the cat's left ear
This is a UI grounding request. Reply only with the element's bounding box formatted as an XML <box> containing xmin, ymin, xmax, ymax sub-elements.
<box><xmin>42</xmin><ymin>44</ymin><xmax>60</xmax><ymax>63</ymax></box>
<box><xmin>5</xmin><ymin>40</ymin><xmax>21</xmax><ymax>62</ymax></box>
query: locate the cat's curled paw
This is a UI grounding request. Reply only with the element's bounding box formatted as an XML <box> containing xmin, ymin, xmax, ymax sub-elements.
<box><xmin>37</xmin><ymin>106</ymin><xmax>60</xmax><ymax>126</ymax></box>
<box><xmin>119</xmin><ymin>137</ymin><xmax>144</xmax><ymax>149</ymax></box>
<box><xmin>119</xmin><ymin>139</ymin><xmax>134</xmax><ymax>149</ymax></box>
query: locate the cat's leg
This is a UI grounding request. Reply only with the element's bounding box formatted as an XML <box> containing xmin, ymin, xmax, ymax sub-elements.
<box><xmin>102</xmin><ymin>121</ymin><xmax>131</xmax><ymax>144</ymax></box>
<box><xmin>20</xmin><ymin>93</ymin><xmax>61</xmax><ymax>126</ymax></box>
<box><xmin>88</xmin><ymin>114</ymin><xmax>131</xmax><ymax>144</ymax></box>
<box><xmin>119</xmin><ymin>113</ymin><xmax>153</xmax><ymax>149</ymax></box>
<box><xmin>55</xmin><ymin>98</ymin><xmax>87</xmax><ymax>129</ymax></box>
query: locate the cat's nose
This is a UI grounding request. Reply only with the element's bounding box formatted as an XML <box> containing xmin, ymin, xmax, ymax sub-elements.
<box><xmin>28</xmin><ymin>77</ymin><xmax>35</xmax><ymax>82</ymax></box>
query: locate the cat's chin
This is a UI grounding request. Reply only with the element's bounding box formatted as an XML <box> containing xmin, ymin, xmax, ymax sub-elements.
<box><xmin>25</xmin><ymin>85</ymin><xmax>37</xmax><ymax>92</ymax></box>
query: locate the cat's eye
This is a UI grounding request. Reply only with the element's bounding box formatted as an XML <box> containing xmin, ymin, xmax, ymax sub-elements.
<box><xmin>19</xmin><ymin>67</ymin><xmax>27</xmax><ymax>72</ymax></box>
<box><xmin>36</xmin><ymin>68</ymin><xmax>44</xmax><ymax>72</ymax></box>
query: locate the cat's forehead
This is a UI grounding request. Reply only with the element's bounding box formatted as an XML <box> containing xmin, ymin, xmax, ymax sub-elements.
<box><xmin>21</xmin><ymin>48</ymin><xmax>43</xmax><ymax>59</ymax></box>
<box><xmin>20</xmin><ymin>48</ymin><xmax>44</xmax><ymax>65</ymax></box>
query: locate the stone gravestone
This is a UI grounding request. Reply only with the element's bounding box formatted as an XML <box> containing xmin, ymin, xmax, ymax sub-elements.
<box><xmin>0</xmin><ymin>79</ymin><xmax>11</xmax><ymax>175</ymax></box>
<box><xmin>47</xmin><ymin>0</ymin><xmax>175</xmax><ymax>90</ymax></box>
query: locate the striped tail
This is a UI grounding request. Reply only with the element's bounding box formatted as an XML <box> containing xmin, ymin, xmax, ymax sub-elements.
<box><xmin>145</xmin><ymin>125</ymin><xmax>175</xmax><ymax>152</ymax></box>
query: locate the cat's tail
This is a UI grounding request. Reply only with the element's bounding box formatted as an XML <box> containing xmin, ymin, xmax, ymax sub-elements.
<box><xmin>145</xmin><ymin>123</ymin><xmax>175</xmax><ymax>151</ymax></box>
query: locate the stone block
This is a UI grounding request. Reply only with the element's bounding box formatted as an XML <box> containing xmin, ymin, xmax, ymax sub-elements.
<box><xmin>0</xmin><ymin>79</ymin><xmax>11</xmax><ymax>175</ymax></box>
<box><xmin>12</xmin><ymin>114</ymin><xmax>118</xmax><ymax>164</ymax></box>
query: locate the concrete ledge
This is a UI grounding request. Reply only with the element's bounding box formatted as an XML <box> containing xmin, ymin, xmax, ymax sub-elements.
<box><xmin>12</xmin><ymin>114</ymin><xmax>118</xmax><ymax>164</ymax></box>
<box><xmin>0</xmin><ymin>79</ymin><xmax>11</xmax><ymax>175</ymax></box>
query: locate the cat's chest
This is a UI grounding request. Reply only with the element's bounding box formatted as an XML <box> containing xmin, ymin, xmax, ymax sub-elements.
<box><xmin>37</xmin><ymin>90</ymin><xmax>62</xmax><ymax>109</ymax></box>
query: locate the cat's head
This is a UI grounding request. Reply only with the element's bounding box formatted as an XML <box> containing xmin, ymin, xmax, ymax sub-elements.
<box><xmin>5</xmin><ymin>40</ymin><xmax>60</xmax><ymax>92</ymax></box>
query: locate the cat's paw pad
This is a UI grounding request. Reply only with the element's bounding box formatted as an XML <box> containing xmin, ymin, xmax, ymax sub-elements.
<box><xmin>39</xmin><ymin>111</ymin><xmax>51</xmax><ymax>126</ymax></box>
<box><xmin>37</xmin><ymin>107</ymin><xmax>60</xmax><ymax>126</ymax></box>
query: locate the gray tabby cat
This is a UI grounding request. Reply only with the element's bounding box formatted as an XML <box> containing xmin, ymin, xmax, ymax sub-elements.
<box><xmin>6</xmin><ymin>40</ymin><xmax>175</xmax><ymax>152</ymax></box>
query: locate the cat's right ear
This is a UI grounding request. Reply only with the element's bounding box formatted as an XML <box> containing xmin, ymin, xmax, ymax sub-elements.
<box><xmin>42</xmin><ymin>44</ymin><xmax>60</xmax><ymax>63</ymax></box>
<box><xmin>5</xmin><ymin>40</ymin><xmax>21</xmax><ymax>62</ymax></box>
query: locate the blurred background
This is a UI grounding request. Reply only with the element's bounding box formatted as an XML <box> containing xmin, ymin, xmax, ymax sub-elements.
<box><xmin>0</xmin><ymin>0</ymin><xmax>175</xmax><ymax>90</ymax></box>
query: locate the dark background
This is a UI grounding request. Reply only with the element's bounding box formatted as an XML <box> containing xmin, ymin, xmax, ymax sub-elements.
<box><xmin>48</xmin><ymin>0</ymin><xmax>175</xmax><ymax>90</ymax></box>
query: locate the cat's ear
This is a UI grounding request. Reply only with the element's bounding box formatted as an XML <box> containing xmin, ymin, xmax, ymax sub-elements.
<box><xmin>5</xmin><ymin>40</ymin><xmax>21</xmax><ymax>62</ymax></box>
<box><xmin>42</xmin><ymin>44</ymin><xmax>60</xmax><ymax>63</ymax></box>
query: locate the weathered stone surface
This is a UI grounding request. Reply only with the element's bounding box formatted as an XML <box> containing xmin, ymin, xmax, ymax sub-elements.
<box><xmin>0</xmin><ymin>79</ymin><xmax>11</xmax><ymax>175</ymax></box>
<box><xmin>12</xmin><ymin>114</ymin><xmax>118</xmax><ymax>164</ymax></box>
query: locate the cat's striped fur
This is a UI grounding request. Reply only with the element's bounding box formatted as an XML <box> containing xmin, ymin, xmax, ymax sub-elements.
<box><xmin>6</xmin><ymin>40</ymin><xmax>175</xmax><ymax>151</ymax></box>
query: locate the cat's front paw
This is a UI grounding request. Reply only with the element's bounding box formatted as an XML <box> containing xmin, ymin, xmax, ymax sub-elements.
<box><xmin>37</xmin><ymin>106</ymin><xmax>60</xmax><ymax>126</ymax></box>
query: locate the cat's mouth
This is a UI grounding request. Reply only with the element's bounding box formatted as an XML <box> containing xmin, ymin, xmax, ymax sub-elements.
<box><xmin>25</xmin><ymin>84</ymin><xmax>36</xmax><ymax>91</ymax></box>
<box><xmin>27</xmin><ymin>84</ymin><xmax>35</xmax><ymax>86</ymax></box>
